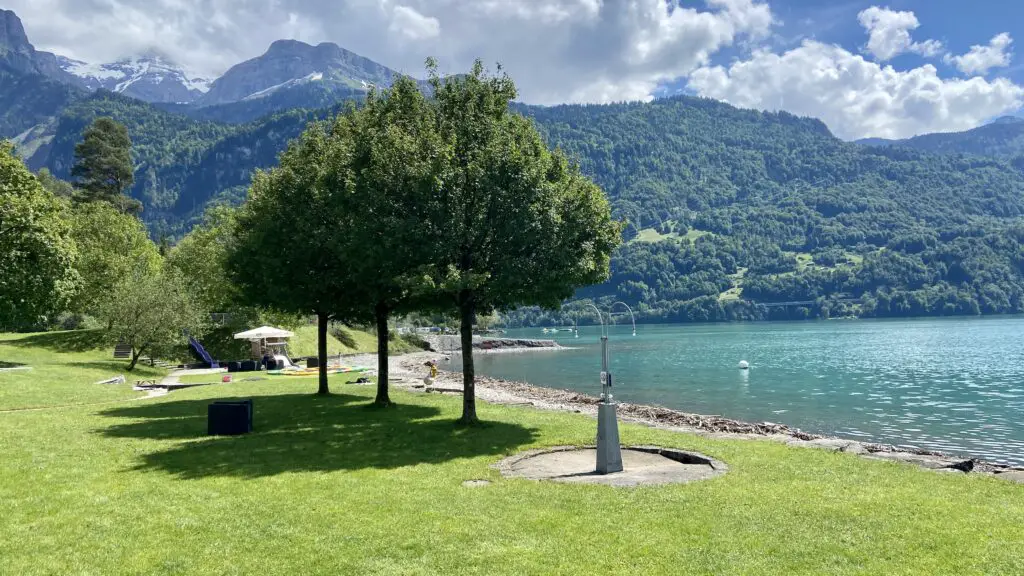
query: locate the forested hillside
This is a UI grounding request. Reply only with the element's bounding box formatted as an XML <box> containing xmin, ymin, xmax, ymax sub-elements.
<box><xmin>20</xmin><ymin>91</ymin><xmax>325</xmax><ymax>237</ymax></box>
<box><xmin>516</xmin><ymin>99</ymin><xmax>1024</xmax><ymax>323</ymax></box>
<box><xmin>856</xmin><ymin>116</ymin><xmax>1024</xmax><ymax>160</ymax></box>
<box><xmin>0</xmin><ymin>67</ymin><xmax>81</xmax><ymax>138</ymax></box>
<box><xmin>15</xmin><ymin>89</ymin><xmax>1024</xmax><ymax>324</ymax></box>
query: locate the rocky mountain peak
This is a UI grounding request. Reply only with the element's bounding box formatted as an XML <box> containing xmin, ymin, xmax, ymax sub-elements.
<box><xmin>0</xmin><ymin>9</ymin><xmax>32</xmax><ymax>57</ymax></box>
<box><xmin>58</xmin><ymin>51</ymin><xmax>210</xmax><ymax>104</ymax></box>
<box><xmin>199</xmin><ymin>39</ymin><xmax>405</xmax><ymax>106</ymax></box>
<box><xmin>0</xmin><ymin>10</ymin><xmax>79</xmax><ymax>85</ymax></box>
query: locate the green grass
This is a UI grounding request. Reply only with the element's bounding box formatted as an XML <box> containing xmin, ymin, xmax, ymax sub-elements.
<box><xmin>1</xmin><ymin>332</ymin><xmax>1022</xmax><ymax>575</ymax></box>
<box><xmin>633</xmin><ymin>227</ymin><xmax>679</xmax><ymax>243</ymax></box>
<box><xmin>287</xmin><ymin>325</ymin><xmax>416</xmax><ymax>357</ymax></box>
<box><xmin>719</xmin><ymin>267</ymin><xmax>748</xmax><ymax>302</ymax></box>
<box><xmin>632</xmin><ymin>228</ymin><xmax>711</xmax><ymax>244</ymax></box>
<box><xmin>0</xmin><ymin>331</ymin><xmax>166</xmax><ymax>411</ymax></box>
<box><xmin>681</xmin><ymin>228</ymin><xmax>711</xmax><ymax>242</ymax></box>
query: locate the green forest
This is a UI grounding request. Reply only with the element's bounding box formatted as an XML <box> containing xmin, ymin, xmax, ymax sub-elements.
<box><xmin>12</xmin><ymin>85</ymin><xmax>1024</xmax><ymax>326</ymax></box>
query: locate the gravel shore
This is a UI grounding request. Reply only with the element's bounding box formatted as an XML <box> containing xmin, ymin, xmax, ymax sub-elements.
<box><xmin>343</xmin><ymin>350</ymin><xmax>1024</xmax><ymax>481</ymax></box>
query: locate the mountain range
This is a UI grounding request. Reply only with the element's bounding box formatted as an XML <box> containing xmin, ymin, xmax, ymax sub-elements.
<box><xmin>0</xmin><ymin>9</ymin><xmax>411</xmax><ymax>115</ymax></box>
<box><xmin>855</xmin><ymin>116</ymin><xmax>1024</xmax><ymax>159</ymax></box>
<box><xmin>5</xmin><ymin>8</ymin><xmax>1024</xmax><ymax>323</ymax></box>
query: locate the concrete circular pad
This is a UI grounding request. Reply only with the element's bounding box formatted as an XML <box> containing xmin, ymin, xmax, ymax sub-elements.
<box><xmin>496</xmin><ymin>446</ymin><xmax>727</xmax><ymax>487</ymax></box>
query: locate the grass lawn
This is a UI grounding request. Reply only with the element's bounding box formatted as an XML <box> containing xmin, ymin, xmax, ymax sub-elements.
<box><xmin>1</xmin><ymin>332</ymin><xmax>1022</xmax><ymax>575</ymax></box>
<box><xmin>633</xmin><ymin>227</ymin><xmax>679</xmax><ymax>243</ymax></box>
<box><xmin>287</xmin><ymin>324</ymin><xmax>417</xmax><ymax>357</ymax></box>
<box><xmin>0</xmin><ymin>332</ymin><xmax>166</xmax><ymax>411</ymax></box>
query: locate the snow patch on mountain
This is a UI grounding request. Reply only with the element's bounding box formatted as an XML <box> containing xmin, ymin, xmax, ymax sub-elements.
<box><xmin>57</xmin><ymin>54</ymin><xmax>211</xmax><ymax>103</ymax></box>
<box><xmin>242</xmin><ymin>71</ymin><xmax>324</xmax><ymax>101</ymax></box>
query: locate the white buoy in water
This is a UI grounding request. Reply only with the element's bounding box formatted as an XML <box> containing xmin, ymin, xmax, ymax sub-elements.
<box><xmin>738</xmin><ymin>360</ymin><xmax>750</xmax><ymax>370</ymax></box>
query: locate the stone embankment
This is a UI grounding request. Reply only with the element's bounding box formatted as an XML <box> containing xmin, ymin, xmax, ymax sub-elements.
<box><xmin>420</xmin><ymin>335</ymin><xmax>561</xmax><ymax>353</ymax></box>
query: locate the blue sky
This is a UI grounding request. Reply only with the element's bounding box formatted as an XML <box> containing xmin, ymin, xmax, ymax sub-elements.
<box><xmin>768</xmin><ymin>0</ymin><xmax>1022</xmax><ymax>79</ymax></box>
<box><xmin>7</xmin><ymin>0</ymin><xmax>1023</xmax><ymax>140</ymax></box>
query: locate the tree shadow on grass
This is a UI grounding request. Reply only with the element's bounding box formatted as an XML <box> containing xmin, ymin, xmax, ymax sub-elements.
<box><xmin>0</xmin><ymin>361</ymin><xmax>26</xmax><ymax>369</ymax></box>
<box><xmin>67</xmin><ymin>361</ymin><xmax>151</xmax><ymax>374</ymax></box>
<box><xmin>98</xmin><ymin>393</ymin><xmax>540</xmax><ymax>479</ymax></box>
<box><xmin>9</xmin><ymin>330</ymin><xmax>108</xmax><ymax>353</ymax></box>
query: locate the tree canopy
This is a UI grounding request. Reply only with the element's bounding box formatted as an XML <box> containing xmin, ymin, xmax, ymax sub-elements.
<box><xmin>0</xmin><ymin>143</ymin><xmax>79</xmax><ymax>330</ymax></box>
<box><xmin>71</xmin><ymin>116</ymin><xmax>140</xmax><ymax>213</ymax></box>
<box><xmin>68</xmin><ymin>201</ymin><xmax>161</xmax><ymax>317</ymax></box>
<box><xmin>101</xmin><ymin>268</ymin><xmax>207</xmax><ymax>371</ymax></box>
<box><xmin>227</xmin><ymin>122</ymin><xmax>363</xmax><ymax>395</ymax></box>
<box><xmin>421</xmin><ymin>61</ymin><xmax>621</xmax><ymax>423</ymax></box>
<box><xmin>18</xmin><ymin>82</ymin><xmax>1024</xmax><ymax>326</ymax></box>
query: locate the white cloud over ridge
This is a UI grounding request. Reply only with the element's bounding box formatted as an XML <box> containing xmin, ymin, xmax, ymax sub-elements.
<box><xmin>688</xmin><ymin>40</ymin><xmax>1023</xmax><ymax>140</ymax></box>
<box><xmin>687</xmin><ymin>6</ymin><xmax>1022</xmax><ymax>139</ymax></box>
<box><xmin>6</xmin><ymin>0</ymin><xmax>773</xmax><ymax>106</ymax></box>
<box><xmin>5</xmin><ymin>1</ymin><xmax>1022</xmax><ymax>139</ymax></box>
<box><xmin>390</xmin><ymin>5</ymin><xmax>441</xmax><ymax>41</ymax></box>
<box><xmin>945</xmin><ymin>33</ymin><xmax>1014</xmax><ymax>75</ymax></box>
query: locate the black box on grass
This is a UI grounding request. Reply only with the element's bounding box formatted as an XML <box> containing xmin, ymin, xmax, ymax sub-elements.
<box><xmin>207</xmin><ymin>400</ymin><xmax>253</xmax><ymax>435</ymax></box>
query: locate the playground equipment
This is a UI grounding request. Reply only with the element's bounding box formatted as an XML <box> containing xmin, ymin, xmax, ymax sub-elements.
<box><xmin>188</xmin><ymin>336</ymin><xmax>217</xmax><ymax>368</ymax></box>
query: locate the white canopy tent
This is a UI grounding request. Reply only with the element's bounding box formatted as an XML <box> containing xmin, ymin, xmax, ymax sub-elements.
<box><xmin>234</xmin><ymin>326</ymin><xmax>296</xmax><ymax>367</ymax></box>
<box><xmin>233</xmin><ymin>326</ymin><xmax>295</xmax><ymax>340</ymax></box>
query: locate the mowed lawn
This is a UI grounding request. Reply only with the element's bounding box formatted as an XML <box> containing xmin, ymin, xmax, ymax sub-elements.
<box><xmin>1</xmin><ymin>333</ymin><xmax>1022</xmax><ymax>575</ymax></box>
<box><xmin>0</xmin><ymin>331</ymin><xmax>167</xmax><ymax>411</ymax></box>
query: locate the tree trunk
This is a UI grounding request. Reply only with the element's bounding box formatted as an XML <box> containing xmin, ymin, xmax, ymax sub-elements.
<box><xmin>459</xmin><ymin>292</ymin><xmax>478</xmax><ymax>424</ymax></box>
<box><xmin>317</xmin><ymin>312</ymin><xmax>330</xmax><ymax>395</ymax></box>
<box><xmin>374</xmin><ymin>302</ymin><xmax>391</xmax><ymax>406</ymax></box>
<box><xmin>127</xmin><ymin>345</ymin><xmax>145</xmax><ymax>371</ymax></box>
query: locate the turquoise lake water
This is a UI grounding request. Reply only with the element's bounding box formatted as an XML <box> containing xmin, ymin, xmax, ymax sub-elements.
<box><xmin>449</xmin><ymin>317</ymin><xmax>1024</xmax><ymax>466</ymax></box>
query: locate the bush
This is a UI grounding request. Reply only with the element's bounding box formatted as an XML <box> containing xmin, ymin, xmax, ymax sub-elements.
<box><xmin>401</xmin><ymin>332</ymin><xmax>431</xmax><ymax>350</ymax></box>
<box><xmin>52</xmin><ymin>312</ymin><xmax>102</xmax><ymax>331</ymax></box>
<box><xmin>329</xmin><ymin>324</ymin><xmax>358</xmax><ymax>349</ymax></box>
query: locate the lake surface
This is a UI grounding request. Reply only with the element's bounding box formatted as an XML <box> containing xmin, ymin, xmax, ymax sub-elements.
<box><xmin>450</xmin><ymin>318</ymin><xmax>1024</xmax><ymax>466</ymax></box>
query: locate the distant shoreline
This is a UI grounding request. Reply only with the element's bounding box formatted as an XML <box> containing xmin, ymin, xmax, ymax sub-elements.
<box><xmin>420</xmin><ymin>335</ymin><xmax>565</xmax><ymax>354</ymax></box>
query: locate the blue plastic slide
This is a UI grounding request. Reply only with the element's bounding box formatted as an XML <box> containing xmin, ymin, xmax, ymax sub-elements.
<box><xmin>188</xmin><ymin>336</ymin><xmax>216</xmax><ymax>367</ymax></box>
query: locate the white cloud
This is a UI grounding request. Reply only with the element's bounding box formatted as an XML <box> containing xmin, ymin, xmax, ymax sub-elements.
<box><xmin>688</xmin><ymin>40</ymin><xmax>1024</xmax><ymax>140</ymax></box>
<box><xmin>945</xmin><ymin>33</ymin><xmax>1013</xmax><ymax>75</ymax></box>
<box><xmin>857</xmin><ymin>6</ymin><xmax>943</xmax><ymax>61</ymax></box>
<box><xmin>5</xmin><ymin>0</ymin><xmax>774</xmax><ymax>106</ymax></box>
<box><xmin>389</xmin><ymin>5</ymin><xmax>440</xmax><ymax>40</ymax></box>
<box><xmin>8</xmin><ymin>0</ymin><xmax>1022</xmax><ymax>140</ymax></box>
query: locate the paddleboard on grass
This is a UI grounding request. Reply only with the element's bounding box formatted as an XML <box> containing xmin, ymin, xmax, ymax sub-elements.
<box><xmin>267</xmin><ymin>366</ymin><xmax>371</xmax><ymax>376</ymax></box>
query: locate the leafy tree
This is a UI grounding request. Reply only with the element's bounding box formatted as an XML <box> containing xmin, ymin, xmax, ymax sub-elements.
<box><xmin>0</xmin><ymin>143</ymin><xmax>79</xmax><ymax>330</ymax></box>
<box><xmin>166</xmin><ymin>205</ymin><xmax>237</xmax><ymax>313</ymax></box>
<box><xmin>101</xmin><ymin>269</ymin><xmax>207</xmax><ymax>371</ymax></box>
<box><xmin>334</xmin><ymin>76</ymin><xmax>446</xmax><ymax>406</ymax></box>
<box><xmin>71</xmin><ymin>117</ymin><xmax>141</xmax><ymax>214</ymax></box>
<box><xmin>422</xmin><ymin>61</ymin><xmax>621</xmax><ymax>423</ymax></box>
<box><xmin>35</xmin><ymin>168</ymin><xmax>74</xmax><ymax>198</ymax></box>
<box><xmin>227</xmin><ymin>125</ymin><xmax>362</xmax><ymax>395</ymax></box>
<box><xmin>69</xmin><ymin>202</ymin><xmax>161</xmax><ymax>318</ymax></box>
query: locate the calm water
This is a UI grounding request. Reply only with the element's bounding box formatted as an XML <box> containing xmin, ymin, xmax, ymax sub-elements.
<box><xmin>450</xmin><ymin>318</ymin><xmax>1024</xmax><ymax>466</ymax></box>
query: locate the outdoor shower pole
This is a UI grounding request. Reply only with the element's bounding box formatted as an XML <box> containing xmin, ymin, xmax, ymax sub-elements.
<box><xmin>586</xmin><ymin>303</ymin><xmax>623</xmax><ymax>474</ymax></box>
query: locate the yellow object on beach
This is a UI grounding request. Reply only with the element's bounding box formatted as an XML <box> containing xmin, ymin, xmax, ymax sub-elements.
<box><xmin>267</xmin><ymin>366</ymin><xmax>370</xmax><ymax>376</ymax></box>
